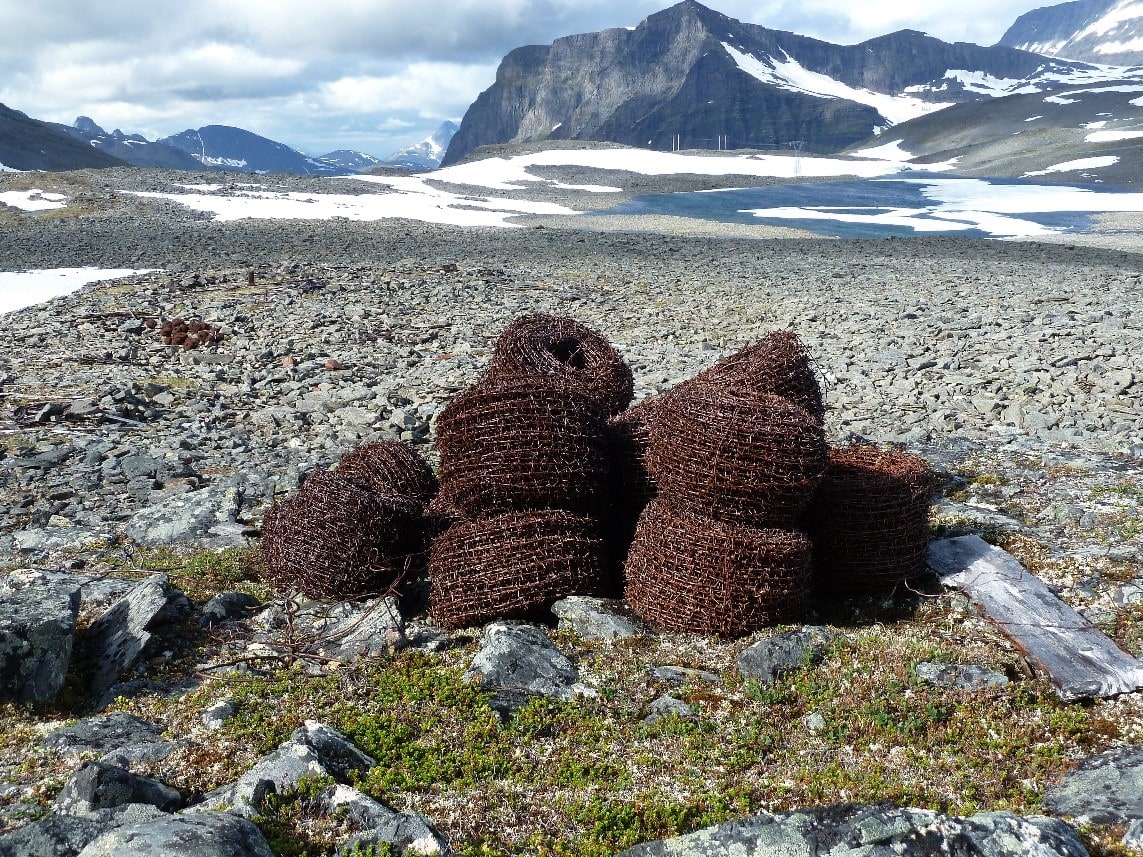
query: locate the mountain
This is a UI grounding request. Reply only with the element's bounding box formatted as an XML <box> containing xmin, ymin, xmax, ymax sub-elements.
<box><xmin>51</xmin><ymin>117</ymin><xmax>205</xmax><ymax>170</ymax></box>
<box><xmin>851</xmin><ymin>79</ymin><xmax>1143</xmax><ymax>185</ymax></box>
<box><xmin>319</xmin><ymin>150</ymin><xmax>384</xmax><ymax>172</ymax></box>
<box><xmin>158</xmin><ymin>125</ymin><xmax>351</xmax><ymax>175</ymax></box>
<box><xmin>999</xmin><ymin>0</ymin><xmax>1143</xmax><ymax>66</ymax></box>
<box><xmin>0</xmin><ymin>103</ymin><xmax>125</xmax><ymax>171</ymax></box>
<box><xmin>378</xmin><ymin>121</ymin><xmax>460</xmax><ymax>170</ymax></box>
<box><xmin>442</xmin><ymin>0</ymin><xmax>1114</xmax><ymax>166</ymax></box>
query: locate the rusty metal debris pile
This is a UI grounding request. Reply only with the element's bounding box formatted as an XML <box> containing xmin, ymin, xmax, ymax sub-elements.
<box><xmin>150</xmin><ymin>316</ymin><xmax>225</xmax><ymax>350</ymax></box>
<box><xmin>260</xmin><ymin>469</ymin><xmax>423</xmax><ymax>600</ymax></box>
<box><xmin>805</xmin><ymin>444</ymin><xmax>935</xmax><ymax>598</ymax></box>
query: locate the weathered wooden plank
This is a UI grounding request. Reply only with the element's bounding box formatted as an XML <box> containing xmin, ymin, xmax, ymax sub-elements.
<box><xmin>928</xmin><ymin>535</ymin><xmax>1143</xmax><ymax>701</ymax></box>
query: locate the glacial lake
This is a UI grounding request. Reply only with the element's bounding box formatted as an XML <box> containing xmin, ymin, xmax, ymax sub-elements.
<box><xmin>591</xmin><ymin>176</ymin><xmax>1143</xmax><ymax>239</ymax></box>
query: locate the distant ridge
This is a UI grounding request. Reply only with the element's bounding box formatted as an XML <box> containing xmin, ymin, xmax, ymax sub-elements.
<box><xmin>0</xmin><ymin>103</ymin><xmax>125</xmax><ymax>171</ymax></box>
<box><xmin>999</xmin><ymin>0</ymin><xmax>1143</xmax><ymax>65</ymax></box>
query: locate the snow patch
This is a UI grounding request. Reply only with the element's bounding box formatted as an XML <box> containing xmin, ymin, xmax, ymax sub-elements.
<box><xmin>942</xmin><ymin>69</ymin><xmax>1024</xmax><ymax>96</ymax></box>
<box><xmin>0</xmin><ymin>189</ymin><xmax>66</xmax><ymax>212</ymax></box>
<box><xmin>721</xmin><ymin>42</ymin><xmax>952</xmax><ymax>125</ymax></box>
<box><xmin>850</xmin><ymin>140</ymin><xmax>914</xmax><ymax>161</ymax></box>
<box><xmin>1025</xmin><ymin>115</ymin><xmax>1044</xmax><ymax>121</ymax></box>
<box><xmin>742</xmin><ymin>177</ymin><xmax>1143</xmax><ymax>239</ymax></box>
<box><xmin>1083</xmin><ymin>120</ymin><xmax>1110</xmax><ymax>128</ymax></box>
<box><xmin>1095</xmin><ymin>36</ymin><xmax>1143</xmax><ymax>53</ymax></box>
<box><xmin>0</xmin><ymin>162</ymin><xmax>23</xmax><ymax>173</ymax></box>
<box><xmin>1076</xmin><ymin>1</ymin><xmax>1143</xmax><ymax>40</ymax></box>
<box><xmin>0</xmin><ymin>268</ymin><xmax>156</xmax><ymax>315</ymax></box>
<box><xmin>1024</xmin><ymin>156</ymin><xmax>1120</xmax><ymax>176</ymax></box>
<box><xmin>1086</xmin><ymin>128</ymin><xmax>1143</xmax><ymax>141</ymax></box>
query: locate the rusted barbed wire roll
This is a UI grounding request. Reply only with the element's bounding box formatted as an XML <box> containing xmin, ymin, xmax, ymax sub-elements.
<box><xmin>674</xmin><ymin>330</ymin><xmax>824</xmax><ymax>423</ymax></box>
<box><xmin>260</xmin><ymin>469</ymin><xmax>423</xmax><ymax>601</ymax></box>
<box><xmin>482</xmin><ymin>313</ymin><xmax>634</xmax><ymax>416</ymax></box>
<box><xmin>623</xmin><ymin>498</ymin><xmax>812</xmax><ymax>637</ymax></box>
<box><xmin>428</xmin><ymin>510</ymin><xmax>604</xmax><ymax>629</ymax></box>
<box><xmin>434</xmin><ymin>375</ymin><xmax>610</xmax><ymax>518</ymax></box>
<box><xmin>647</xmin><ymin>386</ymin><xmax>827</xmax><ymax>528</ymax></box>
<box><xmin>600</xmin><ymin>396</ymin><xmax>669</xmax><ymax>590</ymax></box>
<box><xmin>335</xmin><ymin>440</ymin><xmax>438</xmax><ymax>507</ymax></box>
<box><xmin>804</xmin><ymin>444</ymin><xmax>935</xmax><ymax>599</ymax></box>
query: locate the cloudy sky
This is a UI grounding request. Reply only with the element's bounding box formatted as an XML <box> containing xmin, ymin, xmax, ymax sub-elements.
<box><xmin>0</xmin><ymin>0</ymin><xmax>1042</xmax><ymax>158</ymax></box>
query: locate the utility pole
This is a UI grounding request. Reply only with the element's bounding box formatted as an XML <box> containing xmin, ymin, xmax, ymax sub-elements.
<box><xmin>789</xmin><ymin>140</ymin><xmax>804</xmax><ymax>178</ymax></box>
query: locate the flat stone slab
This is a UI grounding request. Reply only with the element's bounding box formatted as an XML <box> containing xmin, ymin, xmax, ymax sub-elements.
<box><xmin>551</xmin><ymin>596</ymin><xmax>645</xmax><ymax>640</ymax></box>
<box><xmin>737</xmin><ymin>627</ymin><xmax>833</xmax><ymax>687</ymax></box>
<box><xmin>616</xmin><ymin>803</ymin><xmax>1088</xmax><ymax>856</ymax></box>
<box><xmin>75</xmin><ymin>811</ymin><xmax>274</xmax><ymax>857</ymax></box>
<box><xmin>43</xmin><ymin>713</ymin><xmax>174</xmax><ymax>763</ymax></box>
<box><xmin>1044</xmin><ymin>744</ymin><xmax>1143</xmax><ymax>826</ymax></box>
<box><xmin>124</xmin><ymin>480</ymin><xmax>243</xmax><ymax>546</ymax></box>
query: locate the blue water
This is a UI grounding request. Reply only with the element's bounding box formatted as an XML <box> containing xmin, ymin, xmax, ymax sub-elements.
<box><xmin>591</xmin><ymin>176</ymin><xmax>1103</xmax><ymax>239</ymax></box>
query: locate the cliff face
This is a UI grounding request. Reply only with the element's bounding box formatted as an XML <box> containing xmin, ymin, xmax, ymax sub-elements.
<box><xmin>442</xmin><ymin>0</ymin><xmax>1066</xmax><ymax>165</ymax></box>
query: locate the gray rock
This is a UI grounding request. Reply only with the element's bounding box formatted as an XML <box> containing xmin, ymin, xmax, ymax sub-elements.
<box><xmin>76</xmin><ymin>811</ymin><xmax>274</xmax><ymax>857</ymax></box>
<box><xmin>12</xmin><ymin>527</ymin><xmax>106</xmax><ymax>554</ymax></box>
<box><xmin>195</xmin><ymin>720</ymin><xmax>374</xmax><ymax>818</ymax></box>
<box><xmin>298</xmin><ymin>597</ymin><xmax>406</xmax><ymax>662</ymax></box>
<box><xmin>616</xmin><ymin>803</ymin><xmax>1088</xmax><ymax>856</ymax></box>
<box><xmin>202</xmin><ymin>700</ymin><xmax>237</xmax><ymax>730</ymax></box>
<box><xmin>0</xmin><ymin>574</ymin><xmax>80</xmax><ymax>703</ymax></box>
<box><xmin>915</xmin><ymin>662</ymin><xmax>1010</xmax><ymax>690</ymax></box>
<box><xmin>200</xmin><ymin>592</ymin><xmax>260</xmax><ymax>625</ymax></box>
<box><xmin>0</xmin><ymin>805</ymin><xmax>167</xmax><ymax>857</ymax></box>
<box><xmin>649</xmin><ymin>666</ymin><xmax>720</xmax><ymax>686</ymax></box>
<box><xmin>1124</xmin><ymin>818</ymin><xmax>1143</xmax><ymax>850</ymax></box>
<box><xmin>643</xmin><ymin>694</ymin><xmax>695</xmax><ymax>725</ymax></box>
<box><xmin>1</xmin><ymin>570</ymin><xmax>135</xmax><ymax>609</ymax></box>
<box><xmin>1044</xmin><ymin>744</ymin><xmax>1143</xmax><ymax>825</ymax></box>
<box><xmin>53</xmin><ymin>762</ymin><xmax>182</xmax><ymax>815</ymax></box>
<box><xmin>551</xmin><ymin>596</ymin><xmax>645</xmax><ymax>640</ymax></box>
<box><xmin>737</xmin><ymin>627</ymin><xmax>833</xmax><ymax>687</ymax></box>
<box><xmin>319</xmin><ymin>784</ymin><xmax>452</xmax><ymax>856</ymax></box>
<box><xmin>44</xmin><ymin>713</ymin><xmax>173</xmax><ymax>763</ymax></box>
<box><xmin>464</xmin><ymin>622</ymin><xmax>594</xmax><ymax>715</ymax></box>
<box><xmin>82</xmin><ymin>574</ymin><xmax>189</xmax><ymax>697</ymax></box>
<box><xmin>124</xmin><ymin>481</ymin><xmax>242</xmax><ymax>546</ymax></box>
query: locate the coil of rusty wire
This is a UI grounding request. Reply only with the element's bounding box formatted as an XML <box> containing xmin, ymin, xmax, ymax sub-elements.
<box><xmin>482</xmin><ymin>313</ymin><xmax>634</xmax><ymax>416</ymax></box>
<box><xmin>335</xmin><ymin>440</ymin><xmax>438</xmax><ymax>507</ymax></box>
<box><xmin>805</xmin><ymin>444</ymin><xmax>935</xmax><ymax>599</ymax></box>
<box><xmin>428</xmin><ymin>509</ymin><xmax>604</xmax><ymax>629</ymax></box>
<box><xmin>647</xmin><ymin>386</ymin><xmax>827</xmax><ymax>527</ymax></box>
<box><xmin>673</xmin><ymin>330</ymin><xmax>824</xmax><ymax>422</ymax></box>
<box><xmin>624</xmin><ymin>498</ymin><xmax>811</xmax><ymax>637</ymax></box>
<box><xmin>434</xmin><ymin>375</ymin><xmax>609</xmax><ymax>518</ymax></box>
<box><xmin>260</xmin><ymin>469</ymin><xmax>422</xmax><ymax>600</ymax></box>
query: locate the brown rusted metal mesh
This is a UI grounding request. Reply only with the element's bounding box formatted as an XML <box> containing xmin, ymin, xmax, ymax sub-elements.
<box><xmin>647</xmin><ymin>386</ymin><xmax>827</xmax><ymax>528</ymax></box>
<box><xmin>434</xmin><ymin>375</ymin><xmax>609</xmax><ymax>517</ymax></box>
<box><xmin>674</xmin><ymin>330</ymin><xmax>824</xmax><ymax>422</ymax></box>
<box><xmin>482</xmin><ymin>314</ymin><xmax>634</xmax><ymax>416</ymax></box>
<box><xmin>623</xmin><ymin>498</ymin><xmax>811</xmax><ymax>637</ymax></box>
<box><xmin>804</xmin><ymin>444</ymin><xmax>935</xmax><ymax>599</ymax></box>
<box><xmin>600</xmin><ymin>396</ymin><xmax>669</xmax><ymax>592</ymax></box>
<box><xmin>260</xmin><ymin>469</ymin><xmax>422</xmax><ymax>600</ymax></box>
<box><xmin>428</xmin><ymin>510</ymin><xmax>604</xmax><ymax>629</ymax></box>
<box><xmin>335</xmin><ymin>440</ymin><xmax>438</xmax><ymax>507</ymax></box>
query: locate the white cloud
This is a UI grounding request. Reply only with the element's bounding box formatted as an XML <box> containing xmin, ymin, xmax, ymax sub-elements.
<box><xmin>318</xmin><ymin>62</ymin><xmax>498</xmax><ymax>113</ymax></box>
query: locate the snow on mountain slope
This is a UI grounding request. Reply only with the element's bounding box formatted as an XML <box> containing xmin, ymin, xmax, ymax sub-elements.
<box><xmin>721</xmin><ymin>43</ymin><xmax>953</xmax><ymax>125</ymax></box>
<box><xmin>1000</xmin><ymin>0</ymin><xmax>1143</xmax><ymax>65</ymax></box>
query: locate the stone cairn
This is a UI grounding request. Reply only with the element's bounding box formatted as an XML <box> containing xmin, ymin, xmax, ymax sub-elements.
<box><xmin>260</xmin><ymin>442</ymin><xmax>433</xmax><ymax>600</ymax></box>
<box><xmin>428</xmin><ymin>315</ymin><xmax>631</xmax><ymax>628</ymax></box>
<box><xmin>623</xmin><ymin>334</ymin><xmax>829</xmax><ymax>638</ymax></box>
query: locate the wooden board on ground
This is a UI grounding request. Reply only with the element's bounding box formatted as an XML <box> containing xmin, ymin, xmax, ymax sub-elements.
<box><xmin>928</xmin><ymin>535</ymin><xmax>1143</xmax><ymax>701</ymax></box>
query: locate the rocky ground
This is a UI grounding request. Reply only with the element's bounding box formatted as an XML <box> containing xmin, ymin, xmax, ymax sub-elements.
<box><xmin>1</xmin><ymin>166</ymin><xmax>1143</xmax><ymax>856</ymax></box>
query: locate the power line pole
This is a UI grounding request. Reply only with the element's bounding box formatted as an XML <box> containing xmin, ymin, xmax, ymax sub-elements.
<box><xmin>789</xmin><ymin>140</ymin><xmax>804</xmax><ymax>178</ymax></box>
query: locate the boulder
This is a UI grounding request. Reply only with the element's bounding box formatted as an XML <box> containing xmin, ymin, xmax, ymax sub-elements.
<box><xmin>643</xmin><ymin>694</ymin><xmax>695</xmax><ymax>725</ymax></box>
<box><xmin>82</xmin><ymin>574</ymin><xmax>189</xmax><ymax>697</ymax></box>
<box><xmin>464</xmin><ymin>622</ymin><xmax>594</xmax><ymax>716</ymax></box>
<box><xmin>914</xmin><ymin>662</ymin><xmax>1010</xmax><ymax>690</ymax></box>
<box><xmin>75</xmin><ymin>811</ymin><xmax>274</xmax><ymax>857</ymax></box>
<box><xmin>1044</xmin><ymin>745</ymin><xmax>1143</xmax><ymax>826</ymax></box>
<box><xmin>53</xmin><ymin>762</ymin><xmax>182</xmax><ymax>816</ymax></box>
<box><xmin>0</xmin><ymin>573</ymin><xmax>80</xmax><ymax>703</ymax></box>
<box><xmin>124</xmin><ymin>479</ymin><xmax>245</xmax><ymax>546</ymax></box>
<box><xmin>0</xmin><ymin>805</ymin><xmax>166</xmax><ymax>857</ymax></box>
<box><xmin>552</xmin><ymin>596</ymin><xmax>645</xmax><ymax>640</ymax></box>
<box><xmin>737</xmin><ymin>627</ymin><xmax>833</xmax><ymax>687</ymax></box>
<box><xmin>200</xmin><ymin>592</ymin><xmax>260</xmax><ymax>626</ymax></box>
<box><xmin>43</xmin><ymin>713</ymin><xmax>175</xmax><ymax>765</ymax></box>
<box><xmin>195</xmin><ymin>721</ymin><xmax>374</xmax><ymax>818</ymax></box>
<box><xmin>616</xmin><ymin>803</ymin><xmax>1088</xmax><ymax>856</ymax></box>
<box><xmin>318</xmin><ymin>784</ymin><xmax>452</xmax><ymax>856</ymax></box>
<box><xmin>12</xmin><ymin>527</ymin><xmax>106</xmax><ymax>554</ymax></box>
